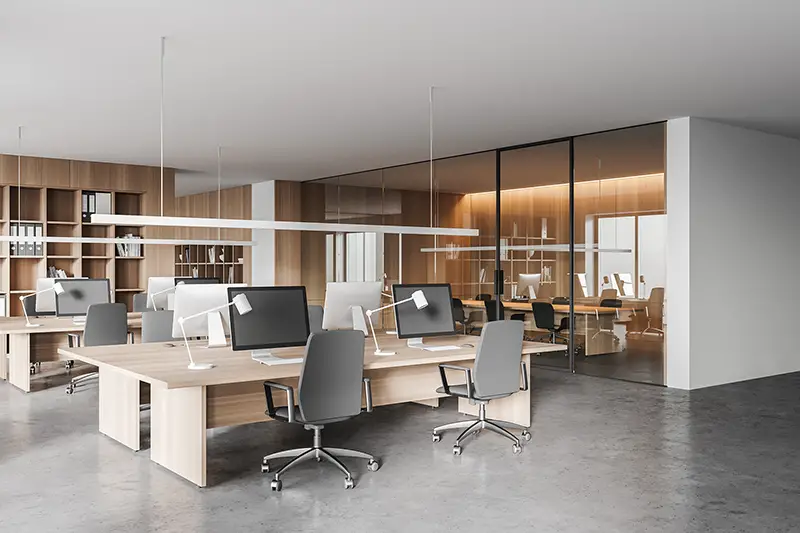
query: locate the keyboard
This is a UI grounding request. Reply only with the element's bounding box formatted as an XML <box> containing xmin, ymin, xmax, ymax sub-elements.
<box><xmin>251</xmin><ymin>352</ymin><xmax>304</xmax><ymax>366</ymax></box>
<box><xmin>422</xmin><ymin>345</ymin><xmax>461</xmax><ymax>352</ymax></box>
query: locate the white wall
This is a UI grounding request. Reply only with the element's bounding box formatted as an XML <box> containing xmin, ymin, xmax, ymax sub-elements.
<box><xmin>251</xmin><ymin>181</ymin><xmax>275</xmax><ymax>285</ymax></box>
<box><xmin>667</xmin><ymin>117</ymin><xmax>800</xmax><ymax>389</ymax></box>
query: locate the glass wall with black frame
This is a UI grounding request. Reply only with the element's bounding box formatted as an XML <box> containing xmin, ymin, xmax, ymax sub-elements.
<box><xmin>572</xmin><ymin>123</ymin><xmax>666</xmax><ymax>384</ymax></box>
<box><xmin>499</xmin><ymin>141</ymin><xmax>571</xmax><ymax>369</ymax></box>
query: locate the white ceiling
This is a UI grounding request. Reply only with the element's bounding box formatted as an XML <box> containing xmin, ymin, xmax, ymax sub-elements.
<box><xmin>2</xmin><ymin>0</ymin><xmax>799</xmax><ymax>196</ymax></box>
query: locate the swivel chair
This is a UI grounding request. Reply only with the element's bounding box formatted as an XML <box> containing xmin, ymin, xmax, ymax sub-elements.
<box><xmin>432</xmin><ymin>320</ymin><xmax>530</xmax><ymax>455</ymax></box>
<box><xmin>262</xmin><ymin>330</ymin><xmax>379</xmax><ymax>491</ymax></box>
<box><xmin>531</xmin><ymin>302</ymin><xmax>569</xmax><ymax>345</ymax></box>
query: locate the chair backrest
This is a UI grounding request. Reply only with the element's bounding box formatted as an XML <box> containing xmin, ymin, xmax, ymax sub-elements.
<box><xmin>599</xmin><ymin>298</ymin><xmax>622</xmax><ymax>308</ymax></box>
<box><xmin>648</xmin><ymin>287</ymin><xmax>665</xmax><ymax>319</ymax></box>
<box><xmin>531</xmin><ymin>302</ymin><xmax>556</xmax><ymax>330</ymax></box>
<box><xmin>132</xmin><ymin>293</ymin><xmax>148</xmax><ymax>312</ymax></box>
<box><xmin>475</xmin><ymin>293</ymin><xmax>492</xmax><ymax>302</ymax></box>
<box><xmin>600</xmin><ymin>288</ymin><xmax>618</xmax><ymax>300</ymax></box>
<box><xmin>552</xmin><ymin>296</ymin><xmax>570</xmax><ymax>306</ymax></box>
<box><xmin>297</xmin><ymin>330</ymin><xmax>365</xmax><ymax>423</ymax></box>
<box><xmin>307</xmin><ymin>305</ymin><xmax>324</xmax><ymax>334</ymax></box>
<box><xmin>451</xmin><ymin>298</ymin><xmax>466</xmax><ymax>323</ymax></box>
<box><xmin>83</xmin><ymin>303</ymin><xmax>129</xmax><ymax>347</ymax></box>
<box><xmin>484</xmin><ymin>299</ymin><xmax>505</xmax><ymax>322</ymax></box>
<box><xmin>141</xmin><ymin>310</ymin><xmax>174</xmax><ymax>343</ymax></box>
<box><xmin>473</xmin><ymin>321</ymin><xmax>524</xmax><ymax>399</ymax></box>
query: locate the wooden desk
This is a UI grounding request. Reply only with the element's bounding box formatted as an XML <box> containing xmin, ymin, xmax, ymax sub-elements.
<box><xmin>58</xmin><ymin>334</ymin><xmax>566</xmax><ymax>487</ymax></box>
<box><xmin>461</xmin><ymin>299</ymin><xmax>618</xmax><ymax>315</ymax></box>
<box><xmin>0</xmin><ymin>314</ymin><xmax>142</xmax><ymax>392</ymax></box>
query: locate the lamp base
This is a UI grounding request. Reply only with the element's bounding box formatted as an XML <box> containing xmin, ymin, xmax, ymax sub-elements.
<box><xmin>26</xmin><ymin>323</ymin><xmax>42</xmax><ymax>328</ymax></box>
<box><xmin>188</xmin><ymin>362</ymin><xmax>215</xmax><ymax>370</ymax></box>
<box><xmin>374</xmin><ymin>349</ymin><xmax>396</xmax><ymax>357</ymax></box>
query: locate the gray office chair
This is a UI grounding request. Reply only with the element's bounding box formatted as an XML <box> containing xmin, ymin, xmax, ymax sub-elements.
<box><xmin>591</xmin><ymin>298</ymin><xmax>622</xmax><ymax>342</ymax></box>
<box><xmin>65</xmin><ymin>303</ymin><xmax>132</xmax><ymax>394</ymax></box>
<box><xmin>262</xmin><ymin>330</ymin><xmax>379</xmax><ymax>491</ymax></box>
<box><xmin>307</xmin><ymin>305</ymin><xmax>324</xmax><ymax>334</ymax></box>
<box><xmin>132</xmin><ymin>293</ymin><xmax>148</xmax><ymax>313</ymax></box>
<box><xmin>141</xmin><ymin>310</ymin><xmax>174</xmax><ymax>343</ymax></box>
<box><xmin>432</xmin><ymin>320</ymin><xmax>530</xmax><ymax>455</ymax></box>
<box><xmin>642</xmin><ymin>287</ymin><xmax>665</xmax><ymax>336</ymax></box>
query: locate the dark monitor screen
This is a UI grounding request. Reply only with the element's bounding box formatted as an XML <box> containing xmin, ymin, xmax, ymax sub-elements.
<box><xmin>228</xmin><ymin>286</ymin><xmax>310</xmax><ymax>351</ymax></box>
<box><xmin>176</xmin><ymin>277</ymin><xmax>220</xmax><ymax>285</ymax></box>
<box><xmin>56</xmin><ymin>279</ymin><xmax>111</xmax><ymax>317</ymax></box>
<box><xmin>392</xmin><ymin>283</ymin><xmax>456</xmax><ymax>339</ymax></box>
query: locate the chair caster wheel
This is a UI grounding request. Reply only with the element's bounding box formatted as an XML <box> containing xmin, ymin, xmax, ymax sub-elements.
<box><xmin>432</xmin><ymin>433</ymin><xmax>441</xmax><ymax>443</ymax></box>
<box><xmin>65</xmin><ymin>386</ymin><xmax>74</xmax><ymax>395</ymax></box>
<box><xmin>271</xmin><ymin>479</ymin><xmax>282</xmax><ymax>491</ymax></box>
<box><xmin>512</xmin><ymin>444</ymin><xmax>522</xmax><ymax>455</ymax></box>
<box><xmin>521</xmin><ymin>430</ymin><xmax>531</xmax><ymax>442</ymax></box>
<box><xmin>261</xmin><ymin>461</ymin><xmax>270</xmax><ymax>474</ymax></box>
<box><xmin>344</xmin><ymin>477</ymin><xmax>354</xmax><ymax>489</ymax></box>
<box><xmin>315</xmin><ymin>456</ymin><xmax>322</xmax><ymax>463</ymax></box>
<box><xmin>30</xmin><ymin>366</ymin><xmax>36</xmax><ymax>375</ymax></box>
<box><xmin>452</xmin><ymin>446</ymin><xmax>462</xmax><ymax>456</ymax></box>
<box><xmin>367</xmin><ymin>459</ymin><xmax>380</xmax><ymax>472</ymax></box>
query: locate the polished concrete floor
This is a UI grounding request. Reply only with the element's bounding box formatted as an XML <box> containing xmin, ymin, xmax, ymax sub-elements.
<box><xmin>1</xmin><ymin>368</ymin><xmax>798</xmax><ymax>532</ymax></box>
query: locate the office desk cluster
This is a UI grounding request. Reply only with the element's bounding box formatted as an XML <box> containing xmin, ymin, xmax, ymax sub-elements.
<box><xmin>55</xmin><ymin>334</ymin><xmax>566</xmax><ymax>487</ymax></box>
<box><xmin>0</xmin><ymin>314</ymin><xmax>142</xmax><ymax>392</ymax></box>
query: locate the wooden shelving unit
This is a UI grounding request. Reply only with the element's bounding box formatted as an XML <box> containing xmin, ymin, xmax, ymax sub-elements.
<box><xmin>174</xmin><ymin>244</ymin><xmax>246</xmax><ymax>284</ymax></box>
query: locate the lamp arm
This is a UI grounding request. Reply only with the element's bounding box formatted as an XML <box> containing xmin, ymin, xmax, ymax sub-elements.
<box><xmin>180</xmin><ymin>319</ymin><xmax>196</xmax><ymax>366</ymax></box>
<box><xmin>366</xmin><ymin>312</ymin><xmax>382</xmax><ymax>353</ymax></box>
<box><xmin>178</xmin><ymin>300</ymin><xmax>234</xmax><ymax>325</ymax></box>
<box><xmin>148</xmin><ymin>286</ymin><xmax>176</xmax><ymax>310</ymax></box>
<box><xmin>365</xmin><ymin>296</ymin><xmax>413</xmax><ymax>316</ymax></box>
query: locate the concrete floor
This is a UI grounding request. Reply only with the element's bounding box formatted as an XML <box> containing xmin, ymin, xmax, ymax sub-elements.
<box><xmin>1</xmin><ymin>368</ymin><xmax>798</xmax><ymax>533</ymax></box>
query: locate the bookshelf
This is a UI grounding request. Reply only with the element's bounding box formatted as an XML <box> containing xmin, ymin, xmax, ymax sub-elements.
<box><xmin>174</xmin><ymin>244</ymin><xmax>246</xmax><ymax>284</ymax></box>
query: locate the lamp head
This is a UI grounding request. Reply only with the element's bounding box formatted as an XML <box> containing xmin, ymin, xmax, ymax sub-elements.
<box><xmin>411</xmin><ymin>290</ymin><xmax>428</xmax><ymax>310</ymax></box>
<box><xmin>232</xmin><ymin>293</ymin><xmax>252</xmax><ymax>315</ymax></box>
<box><xmin>53</xmin><ymin>282</ymin><xmax>65</xmax><ymax>295</ymax></box>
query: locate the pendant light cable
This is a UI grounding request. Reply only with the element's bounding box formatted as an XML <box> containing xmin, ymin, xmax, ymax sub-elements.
<box><xmin>17</xmin><ymin>126</ymin><xmax>22</xmax><ymax>226</ymax></box>
<box><xmin>217</xmin><ymin>146</ymin><xmax>222</xmax><ymax>240</ymax></box>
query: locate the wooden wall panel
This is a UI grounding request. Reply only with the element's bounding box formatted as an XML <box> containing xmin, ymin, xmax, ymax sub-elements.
<box><xmin>274</xmin><ymin>181</ymin><xmax>302</xmax><ymax>286</ymax></box>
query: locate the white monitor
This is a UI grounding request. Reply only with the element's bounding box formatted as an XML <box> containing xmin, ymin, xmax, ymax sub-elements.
<box><xmin>613</xmin><ymin>272</ymin><xmax>635</xmax><ymax>298</ymax></box>
<box><xmin>35</xmin><ymin>277</ymin><xmax>85</xmax><ymax>313</ymax></box>
<box><xmin>171</xmin><ymin>283</ymin><xmax>246</xmax><ymax>339</ymax></box>
<box><xmin>147</xmin><ymin>276</ymin><xmax>176</xmax><ymax>310</ymax></box>
<box><xmin>322</xmin><ymin>281</ymin><xmax>382</xmax><ymax>331</ymax></box>
<box><xmin>518</xmin><ymin>273</ymin><xmax>541</xmax><ymax>299</ymax></box>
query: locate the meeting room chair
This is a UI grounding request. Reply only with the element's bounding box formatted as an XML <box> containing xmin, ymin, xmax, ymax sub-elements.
<box><xmin>552</xmin><ymin>296</ymin><xmax>570</xmax><ymax>306</ymax></box>
<box><xmin>431</xmin><ymin>320</ymin><xmax>530</xmax><ymax>455</ymax></box>
<box><xmin>307</xmin><ymin>305</ymin><xmax>324</xmax><ymax>334</ymax></box>
<box><xmin>261</xmin><ymin>330</ymin><xmax>379</xmax><ymax>491</ymax></box>
<box><xmin>484</xmin><ymin>299</ymin><xmax>525</xmax><ymax>322</ymax></box>
<box><xmin>65</xmin><ymin>303</ymin><xmax>132</xmax><ymax>395</ymax></box>
<box><xmin>452</xmin><ymin>298</ymin><xmax>479</xmax><ymax>334</ymax></box>
<box><xmin>132</xmin><ymin>293</ymin><xmax>148</xmax><ymax>313</ymax></box>
<box><xmin>141</xmin><ymin>310</ymin><xmax>174</xmax><ymax>343</ymax></box>
<box><xmin>475</xmin><ymin>293</ymin><xmax>492</xmax><ymax>302</ymax></box>
<box><xmin>642</xmin><ymin>287</ymin><xmax>665</xmax><ymax>336</ymax></box>
<box><xmin>592</xmin><ymin>298</ymin><xmax>622</xmax><ymax>342</ymax></box>
<box><xmin>600</xmin><ymin>288</ymin><xmax>618</xmax><ymax>301</ymax></box>
<box><xmin>531</xmin><ymin>302</ymin><xmax>570</xmax><ymax>345</ymax></box>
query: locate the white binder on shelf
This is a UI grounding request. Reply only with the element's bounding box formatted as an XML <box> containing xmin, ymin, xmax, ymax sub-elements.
<box><xmin>10</xmin><ymin>224</ymin><xmax>17</xmax><ymax>256</ymax></box>
<box><xmin>34</xmin><ymin>225</ymin><xmax>43</xmax><ymax>256</ymax></box>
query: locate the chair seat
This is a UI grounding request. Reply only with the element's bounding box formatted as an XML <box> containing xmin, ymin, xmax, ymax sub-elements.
<box><xmin>436</xmin><ymin>384</ymin><xmax>512</xmax><ymax>401</ymax></box>
<box><xmin>273</xmin><ymin>406</ymin><xmax>353</xmax><ymax>425</ymax></box>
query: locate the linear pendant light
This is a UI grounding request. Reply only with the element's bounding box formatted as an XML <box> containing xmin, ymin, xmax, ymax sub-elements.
<box><xmin>419</xmin><ymin>244</ymin><xmax>632</xmax><ymax>254</ymax></box>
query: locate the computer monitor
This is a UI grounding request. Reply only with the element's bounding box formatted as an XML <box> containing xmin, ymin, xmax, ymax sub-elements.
<box><xmin>176</xmin><ymin>277</ymin><xmax>221</xmax><ymax>285</ymax></box>
<box><xmin>518</xmin><ymin>273</ymin><xmax>541</xmax><ymax>299</ymax></box>
<box><xmin>392</xmin><ymin>284</ymin><xmax>456</xmax><ymax>346</ymax></box>
<box><xmin>228</xmin><ymin>286</ymin><xmax>310</xmax><ymax>357</ymax></box>
<box><xmin>171</xmin><ymin>283</ymin><xmax>246</xmax><ymax>340</ymax></box>
<box><xmin>322</xmin><ymin>281</ymin><xmax>382</xmax><ymax>332</ymax></box>
<box><xmin>56</xmin><ymin>279</ymin><xmax>111</xmax><ymax>317</ymax></box>
<box><xmin>613</xmin><ymin>273</ymin><xmax>635</xmax><ymax>298</ymax></box>
<box><xmin>147</xmin><ymin>276</ymin><xmax>176</xmax><ymax>310</ymax></box>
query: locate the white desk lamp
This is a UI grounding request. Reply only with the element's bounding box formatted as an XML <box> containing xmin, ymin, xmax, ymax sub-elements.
<box><xmin>381</xmin><ymin>292</ymin><xmax>397</xmax><ymax>335</ymax></box>
<box><xmin>148</xmin><ymin>285</ymin><xmax>176</xmax><ymax>311</ymax></box>
<box><xmin>177</xmin><ymin>293</ymin><xmax>252</xmax><ymax>370</ymax></box>
<box><xmin>365</xmin><ymin>290</ymin><xmax>428</xmax><ymax>356</ymax></box>
<box><xmin>20</xmin><ymin>282</ymin><xmax>65</xmax><ymax>328</ymax></box>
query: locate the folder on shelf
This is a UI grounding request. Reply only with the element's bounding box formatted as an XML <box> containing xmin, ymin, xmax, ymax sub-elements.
<box><xmin>10</xmin><ymin>223</ymin><xmax>17</xmax><ymax>256</ymax></box>
<box><xmin>20</xmin><ymin>224</ymin><xmax>29</xmax><ymax>256</ymax></box>
<box><xmin>28</xmin><ymin>224</ymin><xmax>37</xmax><ymax>256</ymax></box>
<box><xmin>34</xmin><ymin>225</ymin><xmax>43</xmax><ymax>256</ymax></box>
<box><xmin>95</xmin><ymin>192</ymin><xmax>112</xmax><ymax>215</ymax></box>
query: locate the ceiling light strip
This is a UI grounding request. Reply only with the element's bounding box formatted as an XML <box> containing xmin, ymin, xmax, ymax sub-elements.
<box><xmin>90</xmin><ymin>214</ymin><xmax>479</xmax><ymax>236</ymax></box>
<box><xmin>0</xmin><ymin>236</ymin><xmax>254</xmax><ymax>246</ymax></box>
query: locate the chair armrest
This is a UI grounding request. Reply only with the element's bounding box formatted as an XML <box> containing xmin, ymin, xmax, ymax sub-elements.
<box><xmin>263</xmin><ymin>381</ymin><xmax>295</xmax><ymax>423</ymax></box>
<box><xmin>127</xmin><ymin>331</ymin><xmax>135</xmax><ymax>344</ymax></box>
<box><xmin>67</xmin><ymin>333</ymin><xmax>81</xmax><ymax>348</ymax></box>
<box><xmin>438</xmin><ymin>363</ymin><xmax>473</xmax><ymax>398</ymax></box>
<box><xmin>519</xmin><ymin>360</ymin><xmax>529</xmax><ymax>391</ymax></box>
<box><xmin>363</xmin><ymin>377</ymin><xmax>373</xmax><ymax>413</ymax></box>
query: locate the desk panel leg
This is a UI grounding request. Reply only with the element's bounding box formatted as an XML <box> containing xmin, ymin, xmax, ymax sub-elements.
<box><xmin>8</xmin><ymin>334</ymin><xmax>31</xmax><ymax>392</ymax></box>
<box><xmin>1</xmin><ymin>334</ymin><xmax>8</xmax><ymax>381</ymax></box>
<box><xmin>458</xmin><ymin>355</ymin><xmax>531</xmax><ymax>428</ymax></box>
<box><xmin>98</xmin><ymin>367</ymin><xmax>141</xmax><ymax>451</ymax></box>
<box><xmin>151</xmin><ymin>384</ymin><xmax>207</xmax><ymax>487</ymax></box>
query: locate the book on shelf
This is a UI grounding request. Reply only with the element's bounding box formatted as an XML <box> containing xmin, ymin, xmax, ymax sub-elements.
<box><xmin>115</xmin><ymin>234</ymin><xmax>142</xmax><ymax>257</ymax></box>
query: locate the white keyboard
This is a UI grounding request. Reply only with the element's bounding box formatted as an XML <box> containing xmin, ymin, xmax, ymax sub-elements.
<box><xmin>422</xmin><ymin>345</ymin><xmax>461</xmax><ymax>352</ymax></box>
<box><xmin>251</xmin><ymin>352</ymin><xmax>304</xmax><ymax>366</ymax></box>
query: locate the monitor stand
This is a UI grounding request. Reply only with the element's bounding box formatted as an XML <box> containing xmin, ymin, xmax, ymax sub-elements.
<box><xmin>205</xmin><ymin>311</ymin><xmax>227</xmax><ymax>348</ymax></box>
<box><xmin>407</xmin><ymin>337</ymin><xmax>461</xmax><ymax>352</ymax></box>
<box><xmin>351</xmin><ymin>306</ymin><xmax>368</xmax><ymax>336</ymax></box>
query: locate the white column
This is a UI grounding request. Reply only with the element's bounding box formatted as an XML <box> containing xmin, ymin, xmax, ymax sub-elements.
<box><xmin>251</xmin><ymin>180</ymin><xmax>275</xmax><ymax>285</ymax></box>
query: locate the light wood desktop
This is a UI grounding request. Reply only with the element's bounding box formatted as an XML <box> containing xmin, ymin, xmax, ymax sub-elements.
<box><xmin>0</xmin><ymin>314</ymin><xmax>142</xmax><ymax>392</ymax></box>
<box><xmin>58</xmin><ymin>333</ymin><xmax>566</xmax><ymax>487</ymax></box>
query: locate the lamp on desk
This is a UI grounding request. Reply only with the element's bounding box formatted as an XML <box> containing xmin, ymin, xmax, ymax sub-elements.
<box><xmin>19</xmin><ymin>282</ymin><xmax>65</xmax><ymax>328</ymax></box>
<box><xmin>148</xmin><ymin>285</ymin><xmax>177</xmax><ymax>311</ymax></box>
<box><xmin>365</xmin><ymin>290</ymin><xmax>428</xmax><ymax>356</ymax></box>
<box><xmin>177</xmin><ymin>293</ymin><xmax>252</xmax><ymax>370</ymax></box>
<box><xmin>380</xmin><ymin>292</ymin><xmax>397</xmax><ymax>335</ymax></box>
